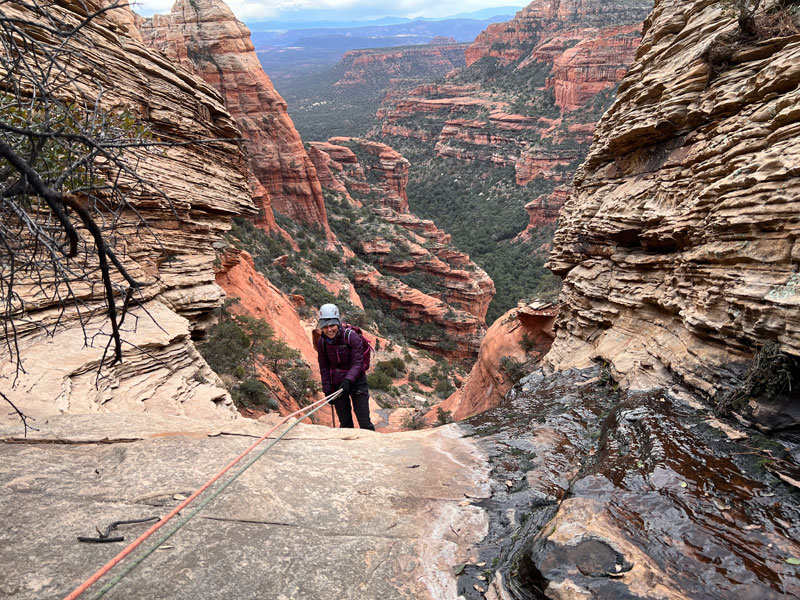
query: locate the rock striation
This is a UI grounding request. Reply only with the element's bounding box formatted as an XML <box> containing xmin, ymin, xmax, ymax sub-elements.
<box><xmin>377</xmin><ymin>0</ymin><xmax>651</xmax><ymax>189</ymax></box>
<box><xmin>546</xmin><ymin>0</ymin><xmax>800</xmax><ymax>403</ymax></box>
<box><xmin>319</xmin><ymin>138</ymin><xmax>411</xmax><ymax>212</ymax></box>
<box><xmin>310</xmin><ymin>138</ymin><xmax>496</xmax><ymax>357</ymax></box>
<box><xmin>466</xmin><ymin>0</ymin><xmax>652</xmax><ymax>66</ymax></box>
<box><xmin>354</xmin><ymin>270</ymin><xmax>487</xmax><ymax>359</ymax></box>
<box><xmin>516</xmin><ymin>185</ymin><xmax>571</xmax><ymax>242</ymax></box>
<box><xmin>138</xmin><ymin>0</ymin><xmax>331</xmax><ymax>236</ymax></box>
<box><xmin>0</xmin><ymin>0</ymin><xmax>257</xmax><ymax>420</ymax></box>
<box><xmin>333</xmin><ymin>42</ymin><xmax>468</xmax><ymax>88</ymax></box>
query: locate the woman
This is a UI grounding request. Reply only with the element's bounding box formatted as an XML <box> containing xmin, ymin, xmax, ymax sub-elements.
<box><xmin>316</xmin><ymin>303</ymin><xmax>375</xmax><ymax>431</ymax></box>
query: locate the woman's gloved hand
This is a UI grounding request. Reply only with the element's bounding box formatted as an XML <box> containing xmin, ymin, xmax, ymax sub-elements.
<box><xmin>339</xmin><ymin>379</ymin><xmax>352</xmax><ymax>394</ymax></box>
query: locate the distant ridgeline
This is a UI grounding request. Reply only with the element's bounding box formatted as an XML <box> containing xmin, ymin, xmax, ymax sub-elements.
<box><xmin>270</xmin><ymin>0</ymin><xmax>654</xmax><ymax>322</ymax></box>
<box><xmin>374</xmin><ymin>0</ymin><xmax>654</xmax><ymax>322</ymax></box>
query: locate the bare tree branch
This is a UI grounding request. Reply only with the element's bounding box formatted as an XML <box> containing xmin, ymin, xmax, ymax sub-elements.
<box><xmin>0</xmin><ymin>0</ymin><xmax>237</xmax><ymax>433</ymax></box>
<box><xmin>1</xmin><ymin>388</ymin><xmax>38</xmax><ymax>437</ymax></box>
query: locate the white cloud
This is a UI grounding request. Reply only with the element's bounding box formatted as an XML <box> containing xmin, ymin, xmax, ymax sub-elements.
<box><xmin>133</xmin><ymin>0</ymin><xmax>526</xmax><ymax>22</ymax></box>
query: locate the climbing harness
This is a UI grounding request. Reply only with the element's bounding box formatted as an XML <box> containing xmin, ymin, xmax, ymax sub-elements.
<box><xmin>77</xmin><ymin>517</ymin><xmax>160</xmax><ymax>543</ymax></box>
<box><xmin>64</xmin><ymin>389</ymin><xmax>343</xmax><ymax>600</ymax></box>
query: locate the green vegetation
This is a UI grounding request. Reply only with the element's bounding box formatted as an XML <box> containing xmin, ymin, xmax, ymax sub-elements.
<box><xmin>198</xmin><ymin>306</ymin><xmax>319</xmax><ymax>409</ymax></box>
<box><xmin>228</xmin><ymin>216</ymin><xmax>365</xmax><ymax>322</ymax></box>
<box><xmin>716</xmin><ymin>341</ymin><xmax>800</xmax><ymax>415</ymax></box>
<box><xmin>499</xmin><ymin>355</ymin><xmax>527</xmax><ymax>385</ymax></box>
<box><xmin>402</xmin><ymin>410</ymin><xmax>428</xmax><ymax>430</ymax></box>
<box><xmin>383</xmin><ymin>137</ymin><xmax>562</xmax><ymax>322</ymax></box>
<box><xmin>520</xmin><ymin>333</ymin><xmax>537</xmax><ymax>353</ymax></box>
<box><xmin>436</xmin><ymin>407</ymin><xmax>454</xmax><ymax>425</ymax></box>
<box><xmin>367</xmin><ymin>358</ymin><xmax>407</xmax><ymax>392</ymax></box>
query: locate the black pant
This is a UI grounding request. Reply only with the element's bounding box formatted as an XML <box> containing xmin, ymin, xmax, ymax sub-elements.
<box><xmin>333</xmin><ymin>376</ymin><xmax>374</xmax><ymax>430</ymax></box>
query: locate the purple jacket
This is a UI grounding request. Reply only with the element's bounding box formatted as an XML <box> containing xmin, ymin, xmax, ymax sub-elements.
<box><xmin>316</xmin><ymin>326</ymin><xmax>364</xmax><ymax>394</ymax></box>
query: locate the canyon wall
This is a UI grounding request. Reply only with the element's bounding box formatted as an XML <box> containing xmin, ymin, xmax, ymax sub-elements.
<box><xmin>378</xmin><ymin>0</ymin><xmax>652</xmax><ymax>191</ymax></box>
<box><xmin>309</xmin><ymin>138</ymin><xmax>496</xmax><ymax>358</ymax></box>
<box><xmin>546</xmin><ymin>0</ymin><xmax>800</xmax><ymax>403</ymax></box>
<box><xmin>1</xmin><ymin>0</ymin><xmax>257</xmax><ymax>420</ymax></box>
<box><xmin>433</xmin><ymin>301</ymin><xmax>557</xmax><ymax>421</ymax></box>
<box><xmin>138</xmin><ymin>0</ymin><xmax>331</xmax><ymax>236</ymax></box>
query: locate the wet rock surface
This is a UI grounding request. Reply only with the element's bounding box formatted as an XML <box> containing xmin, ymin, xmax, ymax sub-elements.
<box><xmin>461</xmin><ymin>368</ymin><xmax>800</xmax><ymax>599</ymax></box>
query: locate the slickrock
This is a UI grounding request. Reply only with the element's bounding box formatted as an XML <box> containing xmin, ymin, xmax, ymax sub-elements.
<box><xmin>547</xmin><ymin>0</ymin><xmax>800</xmax><ymax>404</ymax></box>
<box><xmin>474</xmin><ymin>368</ymin><xmax>800</xmax><ymax>599</ymax></box>
<box><xmin>433</xmin><ymin>302</ymin><xmax>557</xmax><ymax>421</ymax></box>
<box><xmin>138</xmin><ymin>0</ymin><xmax>331</xmax><ymax>236</ymax></box>
<box><xmin>0</xmin><ymin>413</ymin><xmax>490</xmax><ymax>599</ymax></box>
<box><xmin>1</xmin><ymin>0</ymin><xmax>257</xmax><ymax>419</ymax></box>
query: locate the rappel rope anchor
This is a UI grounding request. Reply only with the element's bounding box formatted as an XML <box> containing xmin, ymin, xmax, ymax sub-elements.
<box><xmin>64</xmin><ymin>389</ymin><xmax>344</xmax><ymax>600</ymax></box>
<box><xmin>77</xmin><ymin>517</ymin><xmax>161</xmax><ymax>544</ymax></box>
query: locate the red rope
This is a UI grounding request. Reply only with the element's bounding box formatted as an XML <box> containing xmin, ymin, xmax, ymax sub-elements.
<box><xmin>64</xmin><ymin>394</ymin><xmax>336</xmax><ymax>600</ymax></box>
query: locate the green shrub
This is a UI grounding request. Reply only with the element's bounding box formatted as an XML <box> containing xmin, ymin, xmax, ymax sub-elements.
<box><xmin>434</xmin><ymin>378</ymin><xmax>455</xmax><ymax>399</ymax></box>
<box><xmin>402</xmin><ymin>410</ymin><xmax>428</xmax><ymax>430</ymax></box>
<box><xmin>416</xmin><ymin>372</ymin><xmax>433</xmax><ymax>387</ymax></box>
<box><xmin>235</xmin><ymin>378</ymin><xmax>272</xmax><ymax>409</ymax></box>
<box><xmin>279</xmin><ymin>361</ymin><xmax>321</xmax><ymax>405</ymax></box>
<box><xmin>520</xmin><ymin>333</ymin><xmax>537</xmax><ymax>353</ymax></box>
<box><xmin>200</xmin><ymin>320</ymin><xmax>250</xmax><ymax>375</ymax></box>
<box><xmin>436</xmin><ymin>407</ymin><xmax>453</xmax><ymax>426</ymax></box>
<box><xmin>499</xmin><ymin>356</ymin><xmax>527</xmax><ymax>384</ymax></box>
<box><xmin>368</xmin><ymin>371</ymin><xmax>393</xmax><ymax>391</ymax></box>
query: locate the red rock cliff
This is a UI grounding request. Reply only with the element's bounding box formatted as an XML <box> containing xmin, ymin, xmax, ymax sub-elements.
<box><xmin>467</xmin><ymin>0</ymin><xmax>652</xmax><ymax>66</ymax></box>
<box><xmin>214</xmin><ymin>249</ymin><xmax>333</xmax><ymax>425</ymax></box>
<box><xmin>333</xmin><ymin>42</ymin><xmax>468</xmax><ymax>88</ymax></box>
<box><xmin>430</xmin><ymin>302</ymin><xmax>557</xmax><ymax>420</ymax></box>
<box><xmin>310</xmin><ymin>138</ymin><xmax>496</xmax><ymax>358</ymax></box>
<box><xmin>378</xmin><ymin>0</ymin><xmax>651</xmax><ymax>192</ymax></box>
<box><xmin>137</xmin><ymin>0</ymin><xmax>331</xmax><ymax>236</ymax></box>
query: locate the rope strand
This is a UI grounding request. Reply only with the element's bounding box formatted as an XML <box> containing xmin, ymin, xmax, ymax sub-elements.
<box><xmin>64</xmin><ymin>390</ymin><xmax>342</xmax><ymax>600</ymax></box>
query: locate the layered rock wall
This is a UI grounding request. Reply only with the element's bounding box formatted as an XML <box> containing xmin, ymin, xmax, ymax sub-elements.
<box><xmin>546</xmin><ymin>0</ymin><xmax>800</xmax><ymax>399</ymax></box>
<box><xmin>466</xmin><ymin>0</ymin><xmax>652</xmax><ymax>66</ymax></box>
<box><xmin>311</xmin><ymin>138</ymin><xmax>495</xmax><ymax>357</ymax></box>
<box><xmin>214</xmin><ymin>249</ymin><xmax>333</xmax><ymax>425</ymax></box>
<box><xmin>138</xmin><ymin>0</ymin><xmax>331</xmax><ymax>236</ymax></box>
<box><xmin>433</xmin><ymin>302</ymin><xmax>557</xmax><ymax>420</ymax></box>
<box><xmin>378</xmin><ymin>0</ymin><xmax>651</xmax><ymax>192</ymax></box>
<box><xmin>1</xmin><ymin>0</ymin><xmax>257</xmax><ymax>419</ymax></box>
<box><xmin>333</xmin><ymin>42</ymin><xmax>468</xmax><ymax>88</ymax></box>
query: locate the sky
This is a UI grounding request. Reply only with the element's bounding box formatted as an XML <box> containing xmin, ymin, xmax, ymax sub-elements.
<box><xmin>132</xmin><ymin>0</ymin><xmax>528</xmax><ymax>24</ymax></box>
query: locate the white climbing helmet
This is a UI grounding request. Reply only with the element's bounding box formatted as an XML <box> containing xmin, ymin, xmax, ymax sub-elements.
<box><xmin>319</xmin><ymin>303</ymin><xmax>341</xmax><ymax>327</ymax></box>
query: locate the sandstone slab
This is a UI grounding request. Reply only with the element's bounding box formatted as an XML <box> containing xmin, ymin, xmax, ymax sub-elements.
<box><xmin>0</xmin><ymin>413</ymin><xmax>490</xmax><ymax>599</ymax></box>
